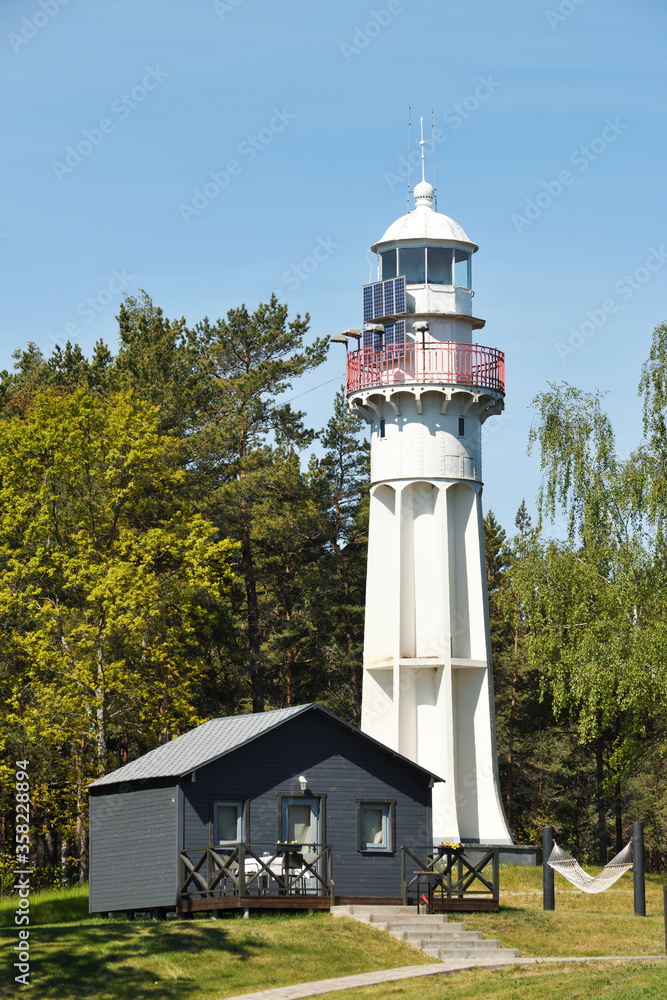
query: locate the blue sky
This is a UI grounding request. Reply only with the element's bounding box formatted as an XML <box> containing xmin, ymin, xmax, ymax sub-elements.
<box><xmin>2</xmin><ymin>0</ymin><xmax>666</xmax><ymax>536</ymax></box>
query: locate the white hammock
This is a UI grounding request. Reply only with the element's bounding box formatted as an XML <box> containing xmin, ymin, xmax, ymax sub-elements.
<box><xmin>547</xmin><ymin>840</ymin><xmax>633</xmax><ymax>893</ymax></box>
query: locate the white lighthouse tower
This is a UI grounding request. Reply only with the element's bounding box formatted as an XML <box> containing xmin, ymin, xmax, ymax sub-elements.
<box><xmin>346</xmin><ymin>131</ymin><xmax>512</xmax><ymax>845</ymax></box>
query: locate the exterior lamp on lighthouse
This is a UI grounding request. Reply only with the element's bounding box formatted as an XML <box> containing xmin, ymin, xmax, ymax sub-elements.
<box><xmin>364</xmin><ymin>323</ymin><xmax>385</xmax><ymax>351</ymax></box>
<box><xmin>331</xmin><ymin>329</ymin><xmax>362</xmax><ymax>352</ymax></box>
<box><xmin>413</xmin><ymin>320</ymin><xmax>429</xmax><ymax>354</ymax></box>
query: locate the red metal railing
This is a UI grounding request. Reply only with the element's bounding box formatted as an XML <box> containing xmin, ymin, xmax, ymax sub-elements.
<box><xmin>346</xmin><ymin>342</ymin><xmax>505</xmax><ymax>394</ymax></box>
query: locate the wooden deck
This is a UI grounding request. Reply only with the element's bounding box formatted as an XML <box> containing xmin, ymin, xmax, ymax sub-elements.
<box><xmin>173</xmin><ymin>843</ymin><xmax>501</xmax><ymax>915</ymax></box>
<box><xmin>178</xmin><ymin>894</ymin><xmax>332</xmax><ymax>913</ymax></box>
<box><xmin>402</xmin><ymin>846</ymin><xmax>501</xmax><ymax>913</ymax></box>
<box><xmin>179</xmin><ymin>843</ymin><xmax>335</xmax><ymax>913</ymax></box>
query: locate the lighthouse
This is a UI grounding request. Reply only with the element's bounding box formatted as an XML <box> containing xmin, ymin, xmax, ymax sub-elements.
<box><xmin>345</xmin><ymin>133</ymin><xmax>513</xmax><ymax>845</ymax></box>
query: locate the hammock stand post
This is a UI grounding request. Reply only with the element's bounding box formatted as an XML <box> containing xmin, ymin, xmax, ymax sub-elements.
<box><xmin>663</xmin><ymin>886</ymin><xmax>667</xmax><ymax>954</ymax></box>
<box><xmin>633</xmin><ymin>821</ymin><xmax>646</xmax><ymax>917</ymax></box>
<box><xmin>543</xmin><ymin>826</ymin><xmax>555</xmax><ymax>910</ymax></box>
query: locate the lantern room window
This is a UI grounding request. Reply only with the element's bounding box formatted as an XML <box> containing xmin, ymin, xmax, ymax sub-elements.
<box><xmin>379</xmin><ymin>249</ymin><xmax>397</xmax><ymax>280</ymax></box>
<box><xmin>427</xmin><ymin>247</ymin><xmax>453</xmax><ymax>285</ymax></box>
<box><xmin>399</xmin><ymin>247</ymin><xmax>426</xmax><ymax>284</ymax></box>
<box><xmin>380</xmin><ymin>247</ymin><xmax>472</xmax><ymax>288</ymax></box>
<box><xmin>455</xmin><ymin>248</ymin><xmax>471</xmax><ymax>289</ymax></box>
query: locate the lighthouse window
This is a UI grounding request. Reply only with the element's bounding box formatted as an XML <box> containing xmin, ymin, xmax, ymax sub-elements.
<box><xmin>380</xmin><ymin>419</ymin><xmax>385</xmax><ymax>438</ymax></box>
<box><xmin>428</xmin><ymin>247</ymin><xmax>453</xmax><ymax>285</ymax></box>
<box><xmin>458</xmin><ymin>417</ymin><xmax>465</xmax><ymax>436</ymax></box>
<box><xmin>399</xmin><ymin>246</ymin><xmax>426</xmax><ymax>284</ymax></box>
<box><xmin>454</xmin><ymin>249</ymin><xmax>471</xmax><ymax>289</ymax></box>
<box><xmin>380</xmin><ymin>250</ymin><xmax>397</xmax><ymax>280</ymax></box>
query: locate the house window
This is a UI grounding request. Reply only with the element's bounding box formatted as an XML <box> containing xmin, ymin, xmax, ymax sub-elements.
<box><xmin>280</xmin><ymin>798</ymin><xmax>319</xmax><ymax>850</ymax></box>
<box><xmin>357</xmin><ymin>800</ymin><xmax>395</xmax><ymax>852</ymax></box>
<box><xmin>276</xmin><ymin>792</ymin><xmax>326</xmax><ymax>851</ymax></box>
<box><xmin>214</xmin><ymin>801</ymin><xmax>244</xmax><ymax>844</ymax></box>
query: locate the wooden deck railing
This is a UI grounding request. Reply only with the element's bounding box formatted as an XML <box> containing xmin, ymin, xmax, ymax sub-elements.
<box><xmin>179</xmin><ymin>844</ymin><xmax>334</xmax><ymax>901</ymax></box>
<box><xmin>401</xmin><ymin>845</ymin><xmax>499</xmax><ymax>910</ymax></box>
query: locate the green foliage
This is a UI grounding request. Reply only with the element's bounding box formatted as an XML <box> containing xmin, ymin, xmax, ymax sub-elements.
<box><xmin>0</xmin><ymin>293</ymin><xmax>366</xmax><ymax>882</ymax></box>
<box><xmin>6</xmin><ymin>292</ymin><xmax>666</xmax><ymax>890</ymax></box>
<box><xmin>0</xmin><ymin>386</ymin><xmax>236</xmax><ymax>876</ymax></box>
<box><xmin>493</xmin><ymin>340</ymin><xmax>667</xmax><ymax>859</ymax></box>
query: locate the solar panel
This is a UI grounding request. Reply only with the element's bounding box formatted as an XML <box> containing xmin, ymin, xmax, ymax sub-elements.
<box><xmin>362</xmin><ymin>277</ymin><xmax>407</xmax><ymax>323</ymax></box>
<box><xmin>383</xmin><ymin>282</ymin><xmax>394</xmax><ymax>317</ymax></box>
<box><xmin>394</xmin><ymin>277</ymin><xmax>405</xmax><ymax>314</ymax></box>
<box><xmin>385</xmin><ymin>319</ymin><xmax>405</xmax><ymax>359</ymax></box>
<box><xmin>362</xmin><ymin>327</ymin><xmax>383</xmax><ymax>350</ymax></box>
<box><xmin>363</xmin><ymin>285</ymin><xmax>373</xmax><ymax>323</ymax></box>
<box><xmin>373</xmin><ymin>283</ymin><xmax>383</xmax><ymax>319</ymax></box>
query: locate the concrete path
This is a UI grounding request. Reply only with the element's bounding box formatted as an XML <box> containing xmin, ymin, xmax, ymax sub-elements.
<box><xmin>220</xmin><ymin>954</ymin><xmax>667</xmax><ymax>1000</ymax></box>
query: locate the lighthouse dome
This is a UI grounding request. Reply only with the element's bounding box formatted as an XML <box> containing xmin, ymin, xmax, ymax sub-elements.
<box><xmin>371</xmin><ymin>207</ymin><xmax>478</xmax><ymax>253</ymax></box>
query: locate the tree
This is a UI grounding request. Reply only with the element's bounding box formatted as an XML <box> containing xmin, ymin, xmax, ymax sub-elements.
<box><xmin>1</xmin><ymin>339</ymin><xmax>114</xmax><ymax>415</ymax></box>
<box><xmin>111</xmin><ymin>291</ymin><xmax>195</xmax><ymax>433</ymax></box>
<box><xmin>312</xmin><ymin>388</ymin><xmax>369</xmax><ymax>720</ymax></box>
<box><xmin>522</xmin><ymin>380</ymin><xmax>667</xmax><ymax>860</ymax></box>
<box><xmin>187</xmin><ymin>295</ymin><xmax>328</xmax><ymax>711</ymax></box>
<box><xmin>0</xmin><ymin>388</ymin><xmax>235</xmax><ymax>878</ymax></box>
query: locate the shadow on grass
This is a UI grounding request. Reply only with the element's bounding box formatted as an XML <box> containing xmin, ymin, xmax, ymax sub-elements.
<box><xmin>1</xmin><ymin>921</ymin><xmax>264</xmax><ymax>1000</ymax></box>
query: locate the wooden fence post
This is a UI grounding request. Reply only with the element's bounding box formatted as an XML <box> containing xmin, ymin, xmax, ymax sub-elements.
<box><xmin>401</xmin><ymin>847</ymin><xmax>407</xmax><ymax>905</ymax></box>
<box><xmin>633</xmin><ymin>821</ymin><xmax>646</xmax><ymax>917</ymax></box>
<box><xmin>238</xmin><ymin>844</ymin><xmax>247</xmax><ymax>898</ymax></box>
<box><xmin>543</xmin><ymin>826</ymin><xmax>554</xmax><ymax>911</ymax></box>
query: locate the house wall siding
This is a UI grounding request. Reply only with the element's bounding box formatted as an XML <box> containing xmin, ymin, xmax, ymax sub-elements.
<box><xmin>181</xmin><ymin>712</ymin><xmax>432</xmax><ymax>898</ymax></box>
<box><xmin>89</xmin><ymin>785</ymin><xmax>178</xmax><ymax>912</ymax></box>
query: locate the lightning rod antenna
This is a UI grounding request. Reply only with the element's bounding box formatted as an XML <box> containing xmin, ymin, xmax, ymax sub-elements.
<box><xmin>419</xmin><ymin>115</ymin><xmax>426</xmax><ymax>183</ymax></box>
<box><xmin>431</xmin><ymin>109</ymin><xmax>438</xmax><ymax>212</ymax></box>
<box><xmin>407</xmin><ymin>105</ymin><xmax>411</xmax><ymax>213</ymax></box>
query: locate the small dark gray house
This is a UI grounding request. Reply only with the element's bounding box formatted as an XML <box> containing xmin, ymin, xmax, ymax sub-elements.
<box><xmin>88</xmin><ymin>703</ymin><xmax>439</xmax><ymax>915</ymax></box>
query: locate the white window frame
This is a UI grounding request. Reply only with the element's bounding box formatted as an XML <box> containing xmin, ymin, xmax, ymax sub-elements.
<box><xmin>213</xmin><ymin>800</ymin><xmax>244</xmax><ymax>845</ymax></box>
<box><xmin>357</xmin><ymin>800</ymin><xmax>396</xmax><ymax>853</ymax></box>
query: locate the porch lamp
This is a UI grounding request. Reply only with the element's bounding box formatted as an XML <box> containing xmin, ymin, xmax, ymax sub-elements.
<box><xmin>298</xmin><ymin>775</ymin><xmax>308</xmax><ymax>792</ymax></box>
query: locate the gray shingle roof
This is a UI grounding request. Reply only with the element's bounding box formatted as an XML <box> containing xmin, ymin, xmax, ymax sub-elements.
<box><xmin>89</xmin><ymin>704</ymin><xmax>309</xmax><ymax>787</ymax></box>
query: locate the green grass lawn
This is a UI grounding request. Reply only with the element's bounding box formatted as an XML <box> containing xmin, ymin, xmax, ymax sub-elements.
<box><xmin>0</xmin><ymin>910</ymin><xmax>432</xmax><ymax>1000</ymax></box>
<box><xmin>331</xmin><ymin>961</ymin><xmax>667</xmax><ymax>1000</ymax></box>
<box><xmin>0</xmin><ymin>883</ymin><xmax>89</xmax><ymax>928</ymax></box>
<box><xmin>449</xmin><ymin>863</ymin><xmax>667</xmax><ymax>958</ymax></box>
<box><xmin>1</xmin><ymin>865</ymin><xmax>665</xmax><ymax>1000</ymax></box>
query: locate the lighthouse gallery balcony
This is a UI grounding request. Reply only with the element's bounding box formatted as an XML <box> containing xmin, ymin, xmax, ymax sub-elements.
<box><xmin>347</xmin><ymin>341</ymin><xmax>505</xmax><ymax>394</ymax></box>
